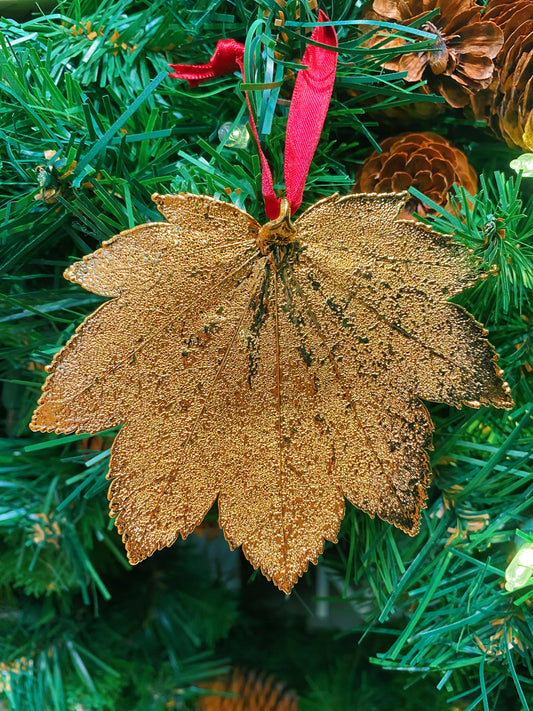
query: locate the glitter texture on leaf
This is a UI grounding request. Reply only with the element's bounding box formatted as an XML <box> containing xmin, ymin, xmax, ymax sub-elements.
<box><xmin>30</xmin><ymin>192</ymin><xmax>512</xmax><ymax>593</ymax></box>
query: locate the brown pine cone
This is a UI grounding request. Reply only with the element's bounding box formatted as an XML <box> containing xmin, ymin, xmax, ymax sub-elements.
<box><xmin>354</xmin><ymin>132</ymin><xmax>477</xmax><ymax>218</ymax></box>
<box><xmin>471</xmin><ymin>0</ymin><xmax>533</xmax><ymax>151</ymax></box>
<box><xmin>371</xmin><ymin>0</ymin><xmax>504</xmax><ymax>108</ymax></box>
<box><xmin>197</xmin><ymin>668</ymin><xmax>298</xmax><ymax>711</ymax></box>
<box><xmin>352</xmin><ymin>3</ymin><xmax>445</xmax><ymax>124</ymax></box>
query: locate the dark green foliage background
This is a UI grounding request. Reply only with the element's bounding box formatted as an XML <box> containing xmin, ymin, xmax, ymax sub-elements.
<box><xmin>1</xmin><ymin>1</ymin><xmax>532</xmax><ymax>709</ymax></box>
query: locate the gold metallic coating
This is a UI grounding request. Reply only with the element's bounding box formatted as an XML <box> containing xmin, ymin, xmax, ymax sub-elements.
<box><xmin>30</xmin><ymin>192</ymin><xmax>513</xmax><ymax>593</ymax></box>
<box><xmin>256</xmin><ymin>198</ymin><xmax>296</xmax><ymax>256</ymax></box>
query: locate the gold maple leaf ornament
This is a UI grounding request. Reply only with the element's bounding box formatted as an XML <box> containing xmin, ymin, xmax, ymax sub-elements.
<box><xmin>30</xmin><ymin>191</ymin><xmax>512</xmax><ymax>593</ymax></box>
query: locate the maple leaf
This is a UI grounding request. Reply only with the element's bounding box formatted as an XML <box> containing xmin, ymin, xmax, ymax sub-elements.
<box><xmin>30</xmin><ymin>192</ymin><xmax>512</xmax><ymax>593</ymax></box>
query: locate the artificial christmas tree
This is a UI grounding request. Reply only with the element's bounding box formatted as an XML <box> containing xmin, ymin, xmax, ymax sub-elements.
<box><xmin>1</xmin><ymin>1</ymin><xmax>532</xmax><ymax>709</ymax></box>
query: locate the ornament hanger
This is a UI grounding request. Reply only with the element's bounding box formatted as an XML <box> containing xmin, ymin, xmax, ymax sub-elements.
<box><xmin>169</xmin><ymin>9</ymin><xmax>338</xmax><ymax>220</ymax></box>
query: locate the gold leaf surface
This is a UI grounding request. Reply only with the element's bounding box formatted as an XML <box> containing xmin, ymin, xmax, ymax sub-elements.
<box><xmin>30</xmin><ymin>192</ymin><xmax>512</xmax><ymax>593</ymax></box>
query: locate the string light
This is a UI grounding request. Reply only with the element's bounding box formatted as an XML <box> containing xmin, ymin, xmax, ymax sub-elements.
<box><xmin>505</xmin><ymin>543</ymin><xmax>533</xmax><ymax>592</ymax></box>
<box><xmin>218</xmin><ymin>121</ymin><xmax>250</xmax><ymax>149</ymax></box>
<box><xmin>510</xmin><ymin>153</ymin><xmax>533</xmax><ymax>177</ymax></box>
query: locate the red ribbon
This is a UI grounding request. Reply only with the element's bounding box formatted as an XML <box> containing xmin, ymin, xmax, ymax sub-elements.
<box><xmin>168</xmin><ymin>39</ymin><xmax>245</xmax><ymax>88</ymax></box>
<box><xmin>169</xmin><ymin>11</ymin><xmax>338</xmax><ymax>219</ymax></box>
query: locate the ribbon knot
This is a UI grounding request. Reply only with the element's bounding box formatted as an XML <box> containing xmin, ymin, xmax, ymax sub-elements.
<box><xmin>169</xmin><ymin>38</ymin><xmax>245</xmax><ymax>88</ymax></box>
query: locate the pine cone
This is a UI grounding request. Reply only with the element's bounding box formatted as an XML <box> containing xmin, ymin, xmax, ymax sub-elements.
<box><xmin>471</xmin><ymin>0</ymin><xmax>533</xmax><ymax>151</ymax></box>
<box><xmin>352</xmin><ymin>3</ymin><xmax>445</xmax><ymax>124</ymax></box>
<box><xmin>371</xmin><ymin>0</ymin><xmax>504</xmax><ymax>108</ymax></box>
<box><xmin>198</xmin><ymin>668</ymin><xmax>298</xmax><ymax>711</ymax></box>
<box><xmin>354</xmin><ymin>132</ymin><xmax>477</xmax><ymax>218</ymax></box>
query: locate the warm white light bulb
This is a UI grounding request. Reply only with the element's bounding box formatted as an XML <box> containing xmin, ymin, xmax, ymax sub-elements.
<box><xmin>505</xmin><ymin>544</ymin><xmax>533</xmax><ymax>592</ymax></box>
<box><xmin>510</xmin><ymin>153</ymin><xmax>533</xmax><ymax>177</ymax></box>
<box><xmin>218</xmin><ymin>121</ymin><xmax>250</xmax><ymax>149</ymax></box>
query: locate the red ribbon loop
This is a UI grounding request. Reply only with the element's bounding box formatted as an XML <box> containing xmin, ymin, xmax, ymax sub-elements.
<box><xmin>169</xmin><ymin>39</ymin><xmax>245</xmax><ymax>88</ymax></box>
<box><xmin>284</xmin><ymin>13</ymin><xmax>338</xmax><ymax>217</ymax></box>
<box><xmin>169</xmin><ymin>11</ymin><xmax>338</xmax><ymax>218</ymax></box>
